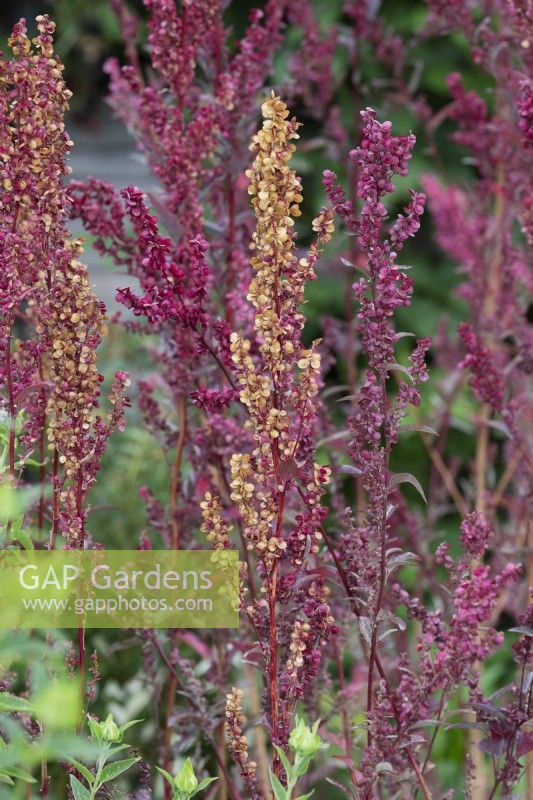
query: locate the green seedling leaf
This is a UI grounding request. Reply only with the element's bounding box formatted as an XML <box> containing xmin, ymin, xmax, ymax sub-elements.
<box><xmin>119</xmin><ymin>718</ymin><xmax>143</xmax><ymax>735</ymax></box>
<box><xmin>293</xmin><ymin>753</ymin><xmax>312</xmax><ymax>779</ymax></box>
<box><xmin>269</xmin><ymin>769</ymin><xmax>287</xmax><ymax>800</ymax></box>
<box><xmin>69</xmin><ymin>775</ymin><xmax>91</xmax><ymax>800</ymax></box>
<box><xmin>273</xmin><ymin>745</ymin><xmax>293</xmax><ymax>782</ymax></box>
<box><xmin>107</xmin><ymin>744</ymin><xmax>130</xmax><ymax>757</ymax></box>
<box><xmin>194</xmin><ymin>776</ymin><xmax>219</xmax><ymax>795</ymax></box>
<box><xmin>2</xmin><ymin>767</ymin><xmax>36</xmax><ymax>783</ymax></box>
<box><xmin>0</xmin><ymin>694</ymin><xmax>33</xmax><ymax>713</ymax></box>
<box><xmin>100</xmin><ymin>757</ymin><xmax>140</xmax><ymax>784</ymax></box>
<box><xmin>9</xmin><ymin>528</ymin><xmax>34</xmax><ymax>551</ymax></box>
<box><xmin>65</xmin><ymin>757</ymin><xmax>94</xmax><ymax>785</ymax></box>
<box><xmin>156</xmin><ymin>766</ymin><xmax>175</xmax><ymax>786</ymax></box>
<box><xmin>87</xmin><ymin>716</ymin><xmax>102</xmax><ymax>742</ymax></box>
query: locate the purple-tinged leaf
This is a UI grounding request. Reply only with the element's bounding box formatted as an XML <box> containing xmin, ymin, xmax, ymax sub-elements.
<box><xmin>471</xmin><ymin>703</ymin><xmax>507</xmax><ymax>720</ymax></box>
<box><xmin>318</xmin><ymin>431</ymin><xmax>351</xmax><ymax>447</ymax></box>
<box><xmin>516</xmin><ymin>731</ymin><xmax>533</xmax><ymax>758</ymax></box>
<box><xmin>326</xmin><ymin>777</ymin><xmax>356</xmax><ymax>799</ymax></box>
<box><xmin>385</xmin><ymin>362</ymin><xmax>413</xmax><ymax>381</ymax></box>
<box><xmin>508</xmin><ymin>625</ymin><xmax>533</xmax><ymax>637</ymax></box>
<box><xmin>477</xmin><ymin>737</ymin><xmax>507</xmax><ymax>757</ymax></box>
<box><xmin>387</xmin><ymin>552</ymin><xmax>420</xmax><ymax>574</ymax></box>
<box><xmin>408</xmin><ymin>719</ymin><xmax>447</xmax><ymax>730</ymax></box>
<box><xmin>398</xmin><ymin>423</ymin><xmax>439</xmax><ymax>436</ymax></box>
<box><xmin>445</xmin><ymin>722</ymin><xmax>487</xmax><ymax>732</ymax></box>
<box><xmin>321</xmin><ymin>385</ymin><xmax>350</xmax><ymax>399</ymax></box>
<box><xmin>358</xmin><ymin>616</ymin><xmax>373</xmax><ymax>645</ymax></box>
<box><xmin>339</xmin><ymin>464</ymin><xmax>363</xmax><ymax>476</ymax></box>
<box><xmin>486</xmin><ymin>419</ymin><xmax>512</xmax><ymax>438</ymax></box>
<box><xmin>389</xmin><ymin>472</ymin><xmax>427</xmax><ymax>503</ymax></box>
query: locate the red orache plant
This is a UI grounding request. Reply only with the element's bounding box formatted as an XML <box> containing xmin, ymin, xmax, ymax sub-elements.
<box><xmin>3</xmin><ymin>2</ymin><xmax>527</xmax><ymax>800</ymax></box>
<box><xmin>0</xmin><ymin>15</ymin><xmax>129</xmax><ymax>548</ymax></box>
<box><xmin>223</xmin><ymin>93</ymin><xmax>335</xmax><ymax>783</ymax></box>
<box><xmin>0</xmin><ymin>16</ymin><xmax>130</xmax><ymax>795</ymax></box>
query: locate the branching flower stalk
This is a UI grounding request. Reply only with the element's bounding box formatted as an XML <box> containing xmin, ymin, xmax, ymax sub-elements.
<box><xmin>0</xmin><ymin>17</ymin><xmax>129</xmax><ymax>550</ymax></box>
<box><xmin>0</xmin><ymin>17</ymin><xmax>129</xmax><ymax>796</ymax></box>
<box><xmin>223</xmin><ymin>93</ymin><xmax>334</xmax><ymax>780</ymax></box>
<box><xmin>324</xmin><ymin>109</ymin><xmax>433</xmax><ymax>796</ymax></box>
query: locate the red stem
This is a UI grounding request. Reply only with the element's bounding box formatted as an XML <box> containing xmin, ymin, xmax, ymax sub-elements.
<box><xmin>170</xmin><ymin>395</ymin><xmax>187</xmax><ymax>550</ymax></box>
<box><xmin>335</xmin><ymin>640</ymin><xmax>359</xmax><ymax>790</ymax></box>
<box><xmin>225</xmin><ymin>179</ymin><xmax>236</xmax><ymax>327</ymax></box>
<box><xmin>39</xmin><ymin>762</ymin><xmax>49</xmax><ymax>798</ymax></box>
<box><xmin>364</xmin><ymin>247</ymin><xmax>392</xmax><ymax>746</ymax></box>
<box><xmin>268</xmin><ymin>486</ymin><xmax>285</xmax><ymax>777</ymax></box>
<box><xmin>296</xmin><ymin>487</ymin><xmax>432</xmax><ymax>800</ymax></box>
<box><xmin>48</xmin><ymin>449</ymin><xmax>59</xmax><ymax>550</ymax></box>
<box><xmin>37</xmin><ymin>359</ymin><xmax>46</xmax><ymax>532</ymax></box>
<box><xmin>78</xmin><ymin>627</ymin><xmax>86</xmax><ymax>696</ymax></box>
<box><xmin>5</xmin><ymin>332</ymin><xmax>15</xmax><ymax>477</ymax></box>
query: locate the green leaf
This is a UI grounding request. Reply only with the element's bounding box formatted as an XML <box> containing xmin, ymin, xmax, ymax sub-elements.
<box><xmin>3</xmin><ymin>767</ymin><xmax>36</xmax><ymax>783</ymax></box>
<box><xmin>107</xmin><ymin>743</ymin><xmax>130</xmax><ymax>757</ymax></box>
<box><xmin>100</xmin><ymin>757</ymin><xmax>140</xmax><ymax>784</ymax></box>
<box><xmin>156</xmin><ymin>766</ymin><xmax>176</xmax><ymax>786</ymax></box>
<box><xmin>193</xmin><ymin>776</ymin><xmax>219</xmax><ymax>795</ymax></box>
<box><xmin>0</xmin><ymin>693</ymin><xmax>33</xmax><ymax>713</ymax></box>
<box><xmin>119</xmin><ymin>718</ymin><xmax>143</xmax><ymax>734</ymax></box>
<box><xmin>87</xmin><ymin>716</ymin><xmax>102</xmax><ymax>741</ymax></box>
<box><xmin>0</xmin><ymin>772</ymin><xmax>14</xmax><ymax>785</ymax></box>
<box><xmin>9</xmin><ymin>528</ymin><xmax>34</xmax><ymax>551</ymax></box>
<box><xmin>293</xmin><ymin>753</ymin><xmax>312</xmax><ymax>779</ymax></box>
<box><xmin>69</xmin><ymin>775</ymin><xmax>91</xmax><ymax>800</ymax></box>
<box><xmin>294</xmin><ymin>793</ymin><xmax>314</xmax><ymax>800</ymax></box>
<box><xmin>65</xmin><ymin>757</ymin><xmax>94</xmax><ymax>785</ymax></box>
<box><xmin>269</xmin><ymin>769</ymin><xmax>287</xmax><ymax>800</ymax></box>
<box><xmin>273</xmin><ymin>745</ymin><xmax>293</xmax><ymax>782</ymax></box>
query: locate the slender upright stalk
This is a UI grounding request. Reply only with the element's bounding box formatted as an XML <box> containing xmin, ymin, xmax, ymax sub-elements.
<box><xmin>5</xmin><ymin>332</ymin><xmax>15</xmax><ymax>478</ymax></box>
<box><xmin>170</xmin><ymin>395</ymin><xmax>187</xmax><ymax>550</ymax></box>
<box><xmin>269</xmin><ymin>486</ymin><xmax>285</xmax><ymax>777</ymax></box>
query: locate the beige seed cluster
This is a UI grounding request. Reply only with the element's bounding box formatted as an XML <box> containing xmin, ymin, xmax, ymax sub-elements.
<box><xmin>2</xmin><ymin>17</ymin><xmax>112</xmax><ymax>544</ymax></box>
<box><xmin>200</xmin><ymin>491</ymin><xmax>232</xmax><ymax>550</ymax></box>
<box><xmin>309</xmin><ymin>581</ymin><xmax>335</xmax><ymax>637</ymax></box>
<box><xmin>3</xmin><ymin>16</ymin><xmax>73</xmax><ymax>231</ymax></box>
<box><xmin>286</xmin><ymin>619</ymin><xmax>311</xmax><ymax>681</ymax></box>
<box><xmin>228</xmin><ymin>95</ymin><xmax>334</xmax><ymax>564</ymax></box>
<box><xmin>40</xmin><ymin>240</ymin><xmax>107</xmax><ymax>541</ymax></box>
<box><xmin>225</xmin><ymin>687</ymin><xmax>257</xmax><ymax>785</ymax></box>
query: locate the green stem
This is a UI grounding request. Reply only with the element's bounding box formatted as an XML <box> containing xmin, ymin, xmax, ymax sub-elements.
<box><xmin>89</xmin><ymin>751</ymin><xmax>107</xmax><ymax>799</ymax></box>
